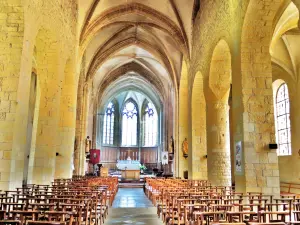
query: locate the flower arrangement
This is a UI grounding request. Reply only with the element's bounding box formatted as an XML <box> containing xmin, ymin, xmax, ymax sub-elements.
<box><xmin>139</xmin><ymin>164</ymin><xmax>147</xmax><ymax>171</ymax></box>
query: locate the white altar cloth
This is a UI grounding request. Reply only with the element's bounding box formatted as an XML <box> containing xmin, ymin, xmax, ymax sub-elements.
<box><xmin>116</xmin><ymin>159</ymin><xmax>140</xmax><ymax>170</ymax></box>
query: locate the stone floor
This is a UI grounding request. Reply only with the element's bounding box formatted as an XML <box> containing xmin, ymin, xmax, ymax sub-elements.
<box><xmin>104</xmin><ymin>188</ymin><xmax>163</xmax><ymax>225</ymax></box>
<box><xmin>112</xmin><ymin>188</ymin><xmax>153</xmax><ymax>208</ymax></box>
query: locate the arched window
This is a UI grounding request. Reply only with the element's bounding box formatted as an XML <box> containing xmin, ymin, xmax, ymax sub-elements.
<box><xmin>103</xmin><ymin>102</ymin><xmax>115</xmax><ymax>145</ymax></box>
<box><xmin>275</xmin><ymin>83</ymin><xmax>291</xmax><ymax>155</ymax></box>
<box><xmin>144</xmin><ymin>102</ymin><xmax>158</xmax><ymax>146</ymax></box>
<box><xmin>122</xmin><ymin>101</ymin><xmax>138</xmax><ymax>146</ymax></box>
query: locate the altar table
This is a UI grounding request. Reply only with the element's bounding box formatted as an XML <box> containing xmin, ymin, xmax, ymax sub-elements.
<box><xmin>121</xmin><ymin>170</ymin><xmax>140</xmax><ymax>180</ymax></box>
<box><xmin>116</xmin><ymin>159</ymin><xmax>140</xmax><ymax>170</ymax></box>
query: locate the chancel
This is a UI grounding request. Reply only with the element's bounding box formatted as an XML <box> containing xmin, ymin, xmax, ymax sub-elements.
<box><xmin>1</xmin><ymin>0</ymin><xmax>300</xmax><ymax>224</ymax></box>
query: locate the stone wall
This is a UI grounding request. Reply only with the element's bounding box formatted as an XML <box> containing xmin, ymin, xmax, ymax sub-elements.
<box><xmin>0</xmin><ymin>0</ymin><xmax>24</xmax><ymax>190</ymax></box>
<box><xmin>0</xmin><ymin>0</ymin><xmax>77</xmax><ymax>191</ymax></box>
<box><xmin>189</xmin><ymin>0</ymin><xmax>281</xmax><ymax>194</ymax></box>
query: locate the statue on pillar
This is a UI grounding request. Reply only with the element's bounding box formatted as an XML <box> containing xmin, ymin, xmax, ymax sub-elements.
<box><xmin>85</xmin><ymin>136</ymin><xmax>92</xmax><ymax>153</ymax></box>
<box><xmin>168</xmin><ymin>136</ymin><xmax>174</xmax><ymax>154</ymax></box>
<box><xmin>182</xmin><ymin>138</ymin><xmax>188</xmax><ymax>158</ymax></box>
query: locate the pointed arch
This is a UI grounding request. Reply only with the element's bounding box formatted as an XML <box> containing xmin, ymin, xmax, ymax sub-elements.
<box><xmin>142</xmin><ymin>100</ymin><xmax>158</xmax><ymax>147</ymax></box>
<box><xmin>209</xmin><ymin>39</ymin><xmax>232</xmax><ymax>101</ymax></box>
<box><xmin>273</xmin><ymin>80</ymin><xmax>292</xmax><ymax>156</ymax></box>
<box><xmin>103</xmin><ymin>99</ymin><xmax>118</xmax><ymax>145</ymax></box>
<box><xmin>121</xmin><ymin>98</ymin><xmax>139</xmax><ymax>146</ymax></box>
<box><xmin>191</xmin><ymin>71</ymin><xmax>207</xmax><ymax>179</ymax></box>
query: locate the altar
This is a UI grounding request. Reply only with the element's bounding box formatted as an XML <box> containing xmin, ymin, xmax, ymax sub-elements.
<box><xmin>116</xmin><ymin>158</ymin><xmax>140</xmax><ymax>180</ymax></box>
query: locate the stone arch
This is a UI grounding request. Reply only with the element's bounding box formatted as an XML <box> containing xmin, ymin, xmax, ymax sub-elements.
<box><xmin>189</xmin><ymin>71</ymin><xmax>207</xmax><ymax>180</ymax></box>
<box><xmin>209</xmin><ymin>39</ymin><xmax>232</xmax><ymax>101</ymax></box>
<box><xmin>95</xmin><ymin>74</ymin><xmax>164</xmax><ymax>153</ymax></box>
<box><xmin>95</xmin><ymin>62</ymin><xmax>165</xmax><ymax>103</ymax></box>
<box><xmin>177</xmin><ymin>59</ymin><xmax>189</xmax><ymax>178</ymax></box>
<box><xmin>27</xmin><ymin>27</ymin><xmax>62</xmax><ymax>185</ymax></box>
<box><xmin>205</xmin><ymin>39</ymin><xmax>232</xmax><ymax>186</ymax></box>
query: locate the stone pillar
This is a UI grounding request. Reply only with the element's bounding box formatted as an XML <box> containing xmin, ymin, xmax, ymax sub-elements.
<box><xmin>238</xmin><ymin>0</ymin><xmax>281</xmax><ymax>195</ymax></box>
<box><xmin>74</xmin><ymin>66</ymin><xmax>88</xmax><ymax>176</ymax></box>
<box><xmin>206</xmin><ymin>101</ymin><xmax>231</xmax><ymax>186</ymax></box>
<box><xmin>0</xmin><ymin>0</ymin><xmax>24</xmax><ymax>191</ymax></box>
<box><xmin>79</xmin><ymin>85</ymin><xmax>90</xmax><ymax>175</ymax></box>
<box><xmin>55</xmin><ymin>59</ymin><xmax>77</xmax><ymax>179</ymax></box>
<box><xmin>28</xmin><ymin>77</ymin><xmax>62</xmax><ymax>185</ymax></box>
<box><xmin>178</xmin><ymin>62</ymin><xmax>189</xmax><ymax>178</ymax></box>
<box><xmin>189</xmin><ymin>72</ymin><xmax>207</xmax><ymax>180</ymax></box>
<box><xmin>27</xmin><ymin>31</ymin><xmax>62</xmax><ymax>185</ymax></box>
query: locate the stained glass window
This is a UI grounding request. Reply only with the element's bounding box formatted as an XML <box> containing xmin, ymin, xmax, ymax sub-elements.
<box><xmin>144</xmin><ymin>102</ymin><xmax>158</xmax><ymax>146</ymax></box>
<box><xmin>276</xmin><ymin>83</ymin><xmax>291</xmax><ymax>155</ymax></box>
<box><xmin>103</xmin><ymin>102</ymin><xmax>115</xmax><ymax>145</ymax></box>
<box><xmin>122</xmin><ymin>101</ymin><xmax>138</xmax><ymax>146</ymax></box>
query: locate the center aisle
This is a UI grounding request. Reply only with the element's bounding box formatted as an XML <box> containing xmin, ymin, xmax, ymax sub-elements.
<box><xmin>104</xmin><ymin>188</ymin><xmax>163</xmax><ymax>225</ymax></box>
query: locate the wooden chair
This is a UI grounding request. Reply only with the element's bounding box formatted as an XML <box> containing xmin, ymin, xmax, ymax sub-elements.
<box><xmin>42</xmin><ymin>211</ymin><xmax>74</xmax><ymax>225</ymax></box>
<box><xmin>10</xmin><ymin>211</ymin><xmax>39</xmax><ymax>225</ymax></box>
<box><xmin>248</xmin><ymin>223</ymin><xmax>286</xmax><ymax>225</ymax></box>
<box><xmin>0</xmin><ymin>211</ymin><xmax>5</xmax><ymax>220</ymax></box>
<box><xmin>26</xmin><ymin>221</ymin><xmax>65</xmax><ymax>225</ymax></box>
<box><xmin>0</xmin><ymin>220</ymin><xmax>21</xmax><ymax>225</ymax></box>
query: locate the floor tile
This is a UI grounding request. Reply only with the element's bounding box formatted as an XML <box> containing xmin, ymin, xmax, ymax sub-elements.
<box><xmin>104</xmin><ymin>188</ymin><xmax>163</xmax><ymax>225</ymax></box>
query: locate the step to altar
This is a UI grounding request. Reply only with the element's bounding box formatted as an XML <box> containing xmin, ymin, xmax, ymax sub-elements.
<box><xmin>118</xmin><ymin>182</ymin><xmax>144</xmax><ymax>188</ymax></box>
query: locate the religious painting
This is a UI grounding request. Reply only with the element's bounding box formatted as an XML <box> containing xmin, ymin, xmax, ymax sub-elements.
<box><xmin>90</xmin><ymin>149</ymin><xmax>100</xmax><ymax>165</ymax></box>
<box><xmin>235</xmin><ymin>141</ymin><xmax>242</xmax><ymax>174</ymax></box>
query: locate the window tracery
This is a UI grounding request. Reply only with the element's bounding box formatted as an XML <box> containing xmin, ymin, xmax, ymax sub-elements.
<box><xmin>122</xmin><ymin>101</ymin><xmax>138</xmax><ymax>146</ymax></box>
<box><xmin>276</xmin><ymin>83</ymin><xmax>291</xmax><ymax>156</ymax></box>
<box><xmin>103</xmin><ymin>102</ymin><xmax>115</xmax><ymax>145</ymax></box>
<box><xmin>144</xmin><ymin>102</ymin><xmax>158</xmax><ymax>147</ymax></box>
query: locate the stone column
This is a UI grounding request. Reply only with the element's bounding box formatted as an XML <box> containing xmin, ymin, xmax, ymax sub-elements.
<box><xmin>189</xmin><ymin>72</ymin><xmax>207</xmax><ymax>180</ymax></box>
<box><xmin>27</xmin><ymin>30</ymin><xmax>63</xmax><ymax>185</ymax></box>
<box><xmin>55</xmin><ymin>59</ymin><xmax>77</xmax><ymax>179</ymax></box>
<box><xmin>206</xmin><ymin>101</ymin><xmax>231</xmax><ymax>186</ymax></box>
<box><xmin>0</xmin><ymin>0</ymin><xmax>24</xmax><ymax>191</ymax></box>
<box><xmin>178</xmin><ymin>70</ymin><xmax>189</xmax><ymax>178</ymax></box>
<box><xmin>28</xmin><ymin>73</ymin><xmax>62</xmax><ymax>185</ymax></box>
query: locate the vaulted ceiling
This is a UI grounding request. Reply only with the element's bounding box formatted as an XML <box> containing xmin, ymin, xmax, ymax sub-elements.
<box><xmin>78</xmin><ymin>0</ymin><xmax>197</xmax><ymax>101</ymax></box>
<box><xmin>271</xmin><ymin>2</ymin><xmax>300</xmax><ymax>82</ymax></box>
